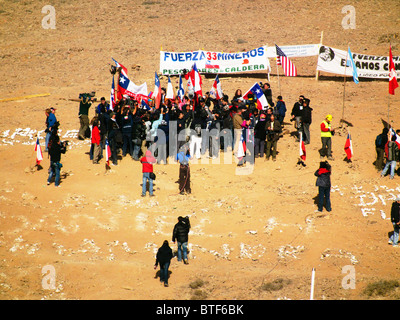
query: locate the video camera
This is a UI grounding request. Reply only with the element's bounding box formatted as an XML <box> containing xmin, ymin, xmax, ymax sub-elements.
<box><xmin>79</xmin><ymin>92</ymin><xmax>96</xmax><ymax>103</ymax></box>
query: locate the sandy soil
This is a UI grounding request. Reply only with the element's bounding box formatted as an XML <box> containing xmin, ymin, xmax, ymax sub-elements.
<box><xmin>0</xmin><ymin>0</ymin><xmax>400</xmax><ymax>300</ymax></box>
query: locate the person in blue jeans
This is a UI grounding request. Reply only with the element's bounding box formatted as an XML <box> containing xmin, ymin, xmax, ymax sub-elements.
<box><xmin>314</xmin><ymin>161</ymin><xmax>332</xmax><ymax>212</ymax></box>
<box><xmin>172</xmin><ymin>216</ymin><xmax>191</xmax><ymax>264</ymax></box>
<box><xmin>389</xmin><ymin>198</ymin><xmax>400</xmax><ymax>247</ymax></box>
<box><xmin>381</xmin><ymin>135</ymin><xmax>399</xmax><ymax>180</ymax></box>
<box><xmin>47</xmin><ymin>130</ymin><xmax>66</xmax><ymax>187</ymax></box>
<box><xmin>154</xmin><ymin>240</ymin><xmax>173</xmax><ymax>287</ymax></box>
<box><xmin>140</xmin><ymin>150</ymin><xmax>156</xmax><ymax>196</ymax></box>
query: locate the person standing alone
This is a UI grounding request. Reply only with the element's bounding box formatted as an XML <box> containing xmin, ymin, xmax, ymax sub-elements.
<box><xmin>319</xmin><ymin>114</ymin><xmax>335</xmax><ymax>160</ymax></box>
<box><xmin>389</xmin><ymin>198</ymin><xmax>400</xmax><ymax>247</ymax></box>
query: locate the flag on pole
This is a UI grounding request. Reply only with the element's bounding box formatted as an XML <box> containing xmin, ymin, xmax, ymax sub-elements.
<box><xmin>299</xmin><ymin>132</ymin><xmax>306</xmax><ymax>161</ymax></box>
<box><xmin>389</xmin><ymin>45</ymin><xmax>399</xmax><ymax>95</ymax></box>
<box><xmin>177</xmin><ymin>74</ymin><xmax>185</xmax><ymax>102</ymax></box>
<box><xmin>347</xmin><ymin>47</ymin><xmax>359</xmax><ymax>84</ymax></box>
<box><xmin>275</xmin><ymin>44</ymin><xmax>297</xmax><ymax>77</ymax></box>
<box><xmin>344</xmin><ymin>132</ymin><xmax>353</xmax><ymax>160</ymax></box>
<box><xmin>242</xmin><ymin>82</ymin><xmax>269</xmax><ymax>110</ymax></box>
<box><xmin>105</xmin><ymin>138</ymin><xmax>111</xmax><ymax>167</ymax></box>
<box><xmin>118</xmin><ymin>73</ymin><xmax>148</xmax><ymax>101</ymax></box>
<box><xmin>152</xmin><ymin>72</ymin><xmax>162</xmax><ymax>109</ymax></box>
<box><xmin>112</xmin><ymin>58</ymin><xmax>128</xmax><ymax>76</ymax></box>
<box><xmin>35</xmin><ymin>137</ymin><xmax>43</xmax><ymax>165</ymax></box>
<box><xmin>209</xmin><ymin>74</ymin><xmax>223</xmax><ymax>100</ymax></box>
<box><xmin>186</xmin><ymin>63</ymin><xmax>202</xmax><ymax>96</ymax></box>
<box><xmin>237</xmin><ymin>132</ymin><xmax>246</xmax><ymax>159</ymax></box>
<box><xmin>166</xmin><ymin>75</ymin><xmax>174</xmax><ymax>100</ymax></box>
<box><xmin>389</xmin><ymin>127</ymin><xmax>400</xmax><ymax>148</ymax></box>
<box><xmin>110</xmin><ymin>77</ymin><xmax>116</xmax><ymax>111</ymax></box>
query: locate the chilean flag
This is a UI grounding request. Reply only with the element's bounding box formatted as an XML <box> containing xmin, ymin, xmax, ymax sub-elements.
<box><xmin>186</xmin><ymin>63</ymin><xmax>202</xmax><ymax>96</ymax></box>
<box><xmin>165</xmin><ymin>75</ymin><xmax>174</xmax><ymax>100</ymax></box>
<box><xmin>118</xmin><ymin>73</ymin><xmax>148</xmax><ymax>101</ymax></box>
<box><xmin>152</xmin><ymin>72</ymin><xmax>162</xmax><ymax>109</ymax></box>
<box><xmin>299</xmin><ymin>132</ymin><xmax>306</xmax><ymax>161</ymax></box>
<box><xmin>35</xmin><ymin>137</ymin><xmax>43</xmax><ymax>165</ymax></box>
<box><xmin>344</xmin><ymin>132</ymin><xmax>353</xmax><ymax>160</ymax></box>
<box><xmin>177</xmin><ymin>74</ymin><xmax>185</xmax><ymax>102</ymax></box>
<box><xmin>105</xmin><ymin>138</ymin><xmax>111</xmax><ymax>167</ymax></box>
<box><xmin>112</xmin><ymin>58</ymin><xmax>128</xmax><ymax>77</ymax></box>
<box><xmin>389</xmin><ymin>127</ymin><xmax>400</xmax><ymax>148</ymax></box>
<box><xmin>242</xmin><ymin>82</ymin><xmax>268</xmax><ymax>110</ymax></box>
<box><xmin>110</xmin><ymin>77</ymin><xmax>116</xmax><ymax>111</ymax></box>
<box><xmin>389</xmin><ymin>45</ymin><xmax>399</xmax><ymax>95</ymax></box>
<box><xmin>210</xmin><ymin>74</ymin><xmax>223</xmax><ymax>100</ymax></box>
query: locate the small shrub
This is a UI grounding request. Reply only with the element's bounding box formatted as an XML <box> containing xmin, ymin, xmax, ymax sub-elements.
<box><xmin>363</xmin><ymin>280</ymin><xmax>400</xmax><ymax>297</ymax></box>
<box><xmin>189</xmin><ymin>279</ymin><xmax>205</xmax><ymax>289</ymax></box>
<box><xmin>190</xmin><ymin>289</ymin><xmax>208</xmax><ymax>300</ymax></box>
<box><xmin>261</xmin><ymin>278</ymin><xmax>292</xmax><ymax>292</ymax></box>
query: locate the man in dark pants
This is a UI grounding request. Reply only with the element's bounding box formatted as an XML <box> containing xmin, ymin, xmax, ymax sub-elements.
<box><xmin>176</xmin><ymin>145</ymin><xmax>191</xmax><ymax>195</ymax></box>
<box><xmin>389</xmin><ymin>197</ymin><xmax>400</xmax><ymax>247</ymax></box>
<box><xmin>375</xmin><ymin>127</ymin><xmax>389</xmax><ymax>171</ymax></box>
<box><xmin>315</xmin><ymin>161</ymin><xmax>332</xmax><ymax>212</ymax></box>
<box><xmin>265</xmin><ymin>114</ymin><xmax>282</xmax><ymax>161</ymax></box>
<box><xmin>172</xmin><ymin>216</ymin><xmax>191</xmax><ymax>264</ymax></box>
<box><xmin>154</xmin><ymin>240</ymin><xmax>173</xmax><ymax>287</ymax></box>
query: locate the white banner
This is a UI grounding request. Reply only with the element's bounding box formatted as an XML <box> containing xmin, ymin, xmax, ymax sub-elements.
<box><xmin>160</xmin><ymin>46</ymin><xmax>271</xmax><ymax>75</ymax></box>
<box><xmin>265</xmin><ymin>44</ymin><xmax>320</xmax><ymax>58</ymax></box>
<box><xmin>317</xmin><ymin>45</ymin><xmax>400</xmax><ymax>79</ymax></box>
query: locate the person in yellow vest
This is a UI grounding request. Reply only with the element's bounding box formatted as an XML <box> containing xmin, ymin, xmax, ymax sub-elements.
<box><xmin>319</xmin><ymin>114</ymin><xmax>335</xmax><ymax>160</ymax></box>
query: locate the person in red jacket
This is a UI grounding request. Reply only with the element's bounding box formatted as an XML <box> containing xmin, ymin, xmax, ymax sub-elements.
<box><xmin>140</xmin><ymin>150</ymin><xmax>156</xmax><ymax>197</ymax></box>
<box><xmin>91</xmin><ymin>120</ymin><xmax>101</xmax><ymax>164</ymax></box>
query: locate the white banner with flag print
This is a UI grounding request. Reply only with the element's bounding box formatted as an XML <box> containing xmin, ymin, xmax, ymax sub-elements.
<box><xmin>160</xmin><ymin>46</ymin><xmax>271</xmax><ymax>75</ymax></box>
<box><xmin>317</xmin><ymin>45</ymin><xmax>400</xmax><ymax>79</ymax></box>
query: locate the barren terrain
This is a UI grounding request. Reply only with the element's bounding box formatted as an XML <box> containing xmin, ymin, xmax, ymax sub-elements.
<box><xmin>0</xmin><ymin>0</ymin><xmax>400</xmax><ymax>300</ymax></box>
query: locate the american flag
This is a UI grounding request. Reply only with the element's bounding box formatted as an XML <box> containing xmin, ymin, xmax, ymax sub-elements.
<box><xmin>275</xmin><ymin>44</ymin><xmax>297</xmax><ymax>77</ymax></box>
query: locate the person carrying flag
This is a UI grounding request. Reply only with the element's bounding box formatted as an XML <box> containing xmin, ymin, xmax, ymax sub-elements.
<box><xmin>381</xmin><ymin>135</ymin><xmax>399</xmax><ymax>180</ymax></box>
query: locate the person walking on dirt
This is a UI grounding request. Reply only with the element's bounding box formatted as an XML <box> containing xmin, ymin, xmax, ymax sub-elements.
<box><xmin>375</xmin><ymin>127</ymin><xmax>389</xmax><ymax>171</ymax></box>
<box><xmin>315</xmin><ymin>161</ymin><xmax>332</xmax><ymax>212</ymax></box>
<box><xmin>172</xmin><ymin>216</ymin><xmax>191</xmax><ymax>265</ymax></box>
<box><xmin>389</xmin><ymin>197</ymin><xmax>400</xmax><ymax>247</ymax></box>
<box><xmin>381</xmin><ymin>134</ymin><xmax>399</xmax><ymax>180</ymax></box>
<box><xmin>140</xmin><ymin>150</ymin><xmax>156</xmax><ymax>197</ymax></box>
<box><xmin>154</xmin><ymin>240</ymin><xmax>174</xmax><ymax>287</ymax></box>
<box><xmin>319</xmin><ymin>114</ymin><xmax>335</xmax><ymax>160</ymax></box>
<box><xmin>176</xmin><ymin>145</ymin><xmax>191</xmax><ymax>195</ymax></box>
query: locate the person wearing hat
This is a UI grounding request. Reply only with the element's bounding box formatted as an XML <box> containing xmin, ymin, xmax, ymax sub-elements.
<box><xmin>389</xmin><ymin>197</ymin><xmax>400</xmax><ymax>247</ymax></box>
<box><xmin>319</xmin><ymin>114</ymin><xmax>335</xmax><ymax>160</ymax></box>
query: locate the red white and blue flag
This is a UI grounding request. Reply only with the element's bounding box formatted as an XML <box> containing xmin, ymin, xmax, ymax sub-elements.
<box><xmin>209</xmin><ymin>74</ymin><xmax>223</xmax><ymax>100</ymax></box>
<box><xmin>105</xmin><ymin>138</ymin><xmax>111</xmax><ymax>167</ymax></box>
<box><xmin>242</xmin><ymin>82</ymin><xmax>268</xmax><ymax>110</ymax></box>
<box><xmin>186</xmin><ymin>63</ymin><xmax>202</xmax><ymax>96</ymax></box>
<box><xmin>178</xmin><ymin>74</ymin><xmax>185</xmax><ymax>102</ymax></box>
<box><xmin>205</xmin><ymin>60</ymin><xmax>219</xmax><ymax>69</ymax></box>
<box><xmin>112</xmin><ymin>58</ymin><xmax>128</xmax><ymax>77</ymax></box>
<box><xmin>110</xmin><ymin>77</ymin><xmax>116</xmax><ymax>111</ymax></box>
<box><xmin>299</xmin><ymin>132</ymin><xmax>306</xmax><ymax>161</ymax></box>
<box><xmin>166</xmin><ymin>75</ymin><xmax>174</xmax><ymax>100</ymax></box>
<box><xmin>389</xmin><ymin>45</ymin><xmax>399</xmax><ymax>95</ymax></box>
<box><xmin>35</xmin><ymin>137</ymin><xmax>43</xmax><ymax>165</ymax></box>
<box><xmin>389</xmin><ymin>127</ymin><xmax>400</xmax><ymax>148</ymax></box>
<box><xmin>344</xmin><ymin>132</ymin><xmax>353</xmax><ymax>160</ymax></box>
<box><xmin>152</xmin><ymin>72</ymin><xmax>162</xmax><ymax>109</ymax></box>
<box><xmin>275</xmin><ymin>44</ymin><xmax>297</xmax><ymax>77</ymax></box>
<box><xmin>118</xmin><ymin>73</ymin><xmax>148</xmax><ymax>102</ymax></box>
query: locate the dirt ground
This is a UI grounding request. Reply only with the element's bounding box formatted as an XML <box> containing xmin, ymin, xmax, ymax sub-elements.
<box><xmin>0</xmin><ymin>0</ymin><xmax>400</xmax><ymax>300</ymax></box>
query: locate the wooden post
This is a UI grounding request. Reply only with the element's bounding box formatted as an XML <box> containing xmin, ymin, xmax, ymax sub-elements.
<box><xmin>315</xmin><ymin>31</ymin><xmax>324</xmax><ymax>81</ymax></box>
<box><xmin>341</xmin><ymin>45</ymin><xmax>349</xmax><ymax>128</ymax></box>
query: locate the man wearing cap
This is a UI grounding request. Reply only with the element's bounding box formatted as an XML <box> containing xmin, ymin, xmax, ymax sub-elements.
<box><xmin>78</xmin><ymin>93</ymin><xmax>95</xmax><ymax>140</ymax></box>
<box><xmin>320</xmin><ymin>114</ymin><xmax>335</xmax><ymax>160</ymax></box>
<box><xmin>389</xmin><ymin>197</ymin><xmax>400</xmax><ymax>247</ymax></box>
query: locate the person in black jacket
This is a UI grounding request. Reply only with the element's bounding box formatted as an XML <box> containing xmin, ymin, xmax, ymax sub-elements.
<box><xmin>315</xmin><ymin>161</ymin><xmax>332</xmax><ymax>212</ymax></box>
<box><xmin>47</xmin><ymin>129</ymin><xmax>66</xmax><ymax>187</ymax></box>
<box><xmin>254</xmin><ymin>112</ymin><xmax>267</xmax><ymax>158</ymax></box>
<box><xmin>389</xmin><ymin>198</ymin><xmax>400</xmax><ymax>247</ymax></box>
<box><xmin>375</xmin><ymin>127</ymin><xmax>389</xmax><ymax>171</ymax></box>
<box><xmin>301</xmin><ymin>98</ymin><xmax>313</xmax><ymax>145</ymax></box>
<box><xmin>154</xmin><ymin>240</ymin><xmax>173</xmax><ymax>287</ymax></box>
<box><xmin>172</xmin><ymin>216</ymin><xmax>191</xmax><ymax>264</ymax></box>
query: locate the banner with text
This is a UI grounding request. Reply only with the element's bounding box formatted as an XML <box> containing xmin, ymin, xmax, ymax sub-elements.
<box><xmin>160</xmin><ymin>46</ymin><xmax>271</xmax><ymax>75</ymax></box>
<box><xmin>317</xmin><ymin>45</ymin><xmax>400</xmax><ymax>79</ymax></box>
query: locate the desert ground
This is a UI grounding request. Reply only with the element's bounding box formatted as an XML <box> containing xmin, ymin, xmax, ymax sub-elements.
<box><xmin>0</xmin><ymin>0</ymin><xmax>400</xmax><ymax>301</ymax></box>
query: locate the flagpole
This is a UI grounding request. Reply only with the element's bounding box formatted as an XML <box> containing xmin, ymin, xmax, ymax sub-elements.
<box><xmin>341</xmin><ymin>45</ymin><xmax>349</xmax><ymax>128</ymax></box>
<box><xmin>276</xmin><ymin>58</ymin><xmax>281</xmax><ymax>96</ymax></box>
<box><xmin>316</xmin><ymin>31</ymin><xmax>324</xmax><ymax>81</ymax></box>
<box><xmin>388</xmin><ymin>42</ymin><xmax>391</xmax><ymax>126</ymax></box>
